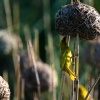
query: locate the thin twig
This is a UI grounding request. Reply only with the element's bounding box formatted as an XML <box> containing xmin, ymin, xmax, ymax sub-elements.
<box><xmin>21</xmin><ymin>78</ymin><xmax>25</xmax><ymax>100</ymax></box>
<box><xmin>71</xmin><ymin>80</ymin><xmax>75</xmax><ymax>100</ymax></box>
<box><xmin>71</xmin><ymin>37</ymin><xmax>77</xmax><ymax>100</ymax></box>
<box><xmin>59</xmin><ymin>71</ymin><xmax>66</xmax><ymax>100</ymax></box>
<box><xmin>3</xmin><ymin>0</ymin><xmax>13</xmax><ymax>34</ymax></box>
<box><xmin>24</xmin><ymin>25</ymin><xmax>41</xmax><ymax>100</ymax></box>
<box><xmin>74</xmin><ymin>34</ymin><xmax>79</xmax><ymax>100</ymax></box>
<box><xmin>84</xmin><ymin>74</ymin><xmax>100</xmax><ymax>100</ymax></box>
<box><xmin>33</xmin><ymin>28</ymin><xmax>39</xmax><ymax>58</ymax></box>
<box><xmin>71</xmin><ymin>0</ymin><xmax>74</xmax><ymax>4</ymax></box>
<box><xmin>29</xmin><ymin>40</ymin><xmax>41</xmax><ymax>100</ymax></box>
<box><xmin>4</xmin><ymin>0</ymin><xmax>21</xmax><ymax>100</ymax></box>
<box><xmin>51</xmin><ymin>63</ymin><xmax>56</xmax><ymax>100</ymax></box>
<box><xmin>43</xmin><ymin>0</ymin><xmax>51</xmax><ymax>33</ymax></box>
<box><xmin>16</xmin><ymin>55</ymin><xmax>21</xmax><ymax>100</ymax></box>
<box><xmin>13</xmin><ymin>1</ymin><xmax>20</xmax><ymax>34</ymax></box>
<box><xmin>71</xmin><ymin>43</ymin><xmax>76</xmax><ymax>100</ymax></box>
<box><xmin>47</xmin><ymin>33</ymin><xmax>56</xmax><ymax>100</ymax></box>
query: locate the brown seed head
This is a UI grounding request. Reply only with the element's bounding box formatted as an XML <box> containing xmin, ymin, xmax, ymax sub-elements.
<box><xmin>55</xmin><ymin>2</ymin><xmax>100</xmax><ymax>40</ymax></box>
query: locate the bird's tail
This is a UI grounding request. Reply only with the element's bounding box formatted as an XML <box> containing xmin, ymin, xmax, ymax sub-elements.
<box><xmin>65</xmin><ymin>68</ymin><xmax>76</xmax><ymax>80</ymax></box>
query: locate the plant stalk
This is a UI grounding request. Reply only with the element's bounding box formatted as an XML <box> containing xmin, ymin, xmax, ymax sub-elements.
<box><xmin>71</xmin><ymin>49</ymin><xmax>76</xmax><ymax>100</ymax></box>
<box><xmin>33</xmin><ymin>28</ymin><xmax>39</xmax><ymax>58</ymax></box>
<box><xmin>4</xmin><ymin>1</ymin><xmax>21</xmax><ymax>100</ymax></box>
<box><xmin>3</xmin><ymin>0</ymin><xmax>13</xmax><ymax>33</ymax></box>
<box><xmin>84</xmin><ymin>74</ymin><xmax>100</xmax><ymax>100</ymax></box>
<box><xmin>24</xmin><ymin>25</ymin><xmax>41</xmax><ymax>100</ymax></box>
<box><xmin>74</xmin><ymin>34</ymin><xmax>79</xmax><ymax>100</ymax></box>
<box><xmin>71</xmin><ymin>0</ymin><xmax>74</xmax><ymax>4</ymax></box>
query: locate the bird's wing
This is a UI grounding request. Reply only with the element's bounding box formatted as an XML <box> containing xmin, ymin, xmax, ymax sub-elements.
<box><xmin>60</xmin><ymin>50</ymin><xmax>67</xmax><ymax>69</ymax></box>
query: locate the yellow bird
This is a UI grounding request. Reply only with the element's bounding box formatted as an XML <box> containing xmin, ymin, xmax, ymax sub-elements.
<box><xmin>78</xmin><ymin>84</ymin><xmax>93</xmax><ymax>100</ymax></box>
<box><xmin>60</xmin><ymin>36</ymin><xmax>76</xmax><ymax>80</ymax></box>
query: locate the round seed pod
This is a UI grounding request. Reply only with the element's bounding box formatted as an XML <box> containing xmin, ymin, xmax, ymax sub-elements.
<box><xmin>0</xmin><ymin>30</ymin><xmax>23</xmax><ymax>56</ymax></box>
<box><xmin>0</xmin><ymin>76</ymin><xmax>10</xmax><ymax>100</ymax></box>
<box><xmin>20</xmin><ymin>51</ymin><xmax>58</xmax><ymax>93</ymax></box>
<box><xmin>24</xmin><ymin>61</ymin><xmax>58</xmax><ymax>93</ymax></box>
<box><xmin>55</xmin><ymin>1</ymin><xmax>100</xmax><ymax>40</ymax></box>
<box><xmin>82</xmin><ymin>36</ymin><xmax>100</xmax><ymax>68</ymax></box>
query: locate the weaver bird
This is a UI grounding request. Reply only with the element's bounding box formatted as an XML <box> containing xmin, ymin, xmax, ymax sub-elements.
<box><xmin>78</xmin><ymin>84</ymin><xmax>93</xmax><ymax>100</ymax></box>
<box><xmin>60</xmin><ymin>36</ymin><xmax>76</xmax><ymax>80</ymax></box>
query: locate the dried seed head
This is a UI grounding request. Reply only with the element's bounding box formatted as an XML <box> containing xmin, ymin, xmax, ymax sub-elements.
<box><xmin>0</xmin><ymin>30</ymin><xmax>23</xmax><ymax>55</ymax></box>
<box><xmin>20</xmin><ymin>51</ymin><xmax>58</xmax><ymax>93</ymax></box>
<box><xmin>82</xmin><ymin>36</ymin><xmax>100</xmax><ymax>68</ymax></box>
<box><xmin>0</xmin><ymin>76</ymin><xmax>10</xmax><ymax>100</ymax></box>
<box><xmin>55</xmin><ymin>2</ymin><xmax>100</xmax><ymax>40</ymax></box>
<box><xmin>24</xmin><ymin>61</ymin><xmax>58</xmax><ymax>92</ymax></box>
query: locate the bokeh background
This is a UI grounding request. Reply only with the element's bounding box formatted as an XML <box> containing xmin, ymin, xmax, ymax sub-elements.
<box><xmin>0</xmin><ymin>0</ymin><xmax>100</xmax><ymax>100</ymax></box>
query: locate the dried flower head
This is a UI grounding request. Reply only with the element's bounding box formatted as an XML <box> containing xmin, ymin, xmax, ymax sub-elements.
<box><xmin>0</xmin><ymin>76</ymin><xmax>10</xmax><ymax>100</ymax></box>
<box><xmin>55</xmin><ymin>1</ymin><xmax>100</xmax><ymax>40</ymax></box>
<box><xmin>82</xmin><ymin>36</ymin><xmax>100</xmax><ymax>68</ymax></box>
<box><xmin>24</xmin><ymin>61</ymin><xmax>58</xmax><ymax>93</ymax></box>
<box><xmin>0</xmin><ymin>30</ymin><xmax>23</xmax><ymax>55</ymax></box>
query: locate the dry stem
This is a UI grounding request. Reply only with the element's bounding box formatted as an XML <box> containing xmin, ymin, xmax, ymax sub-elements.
<box><xmin>84</xmin><ymin>74</ymin><xmax>100</xmax><ymax>100</ymax></box>
<box><xmin>24</xmin><ymin>25</ymin><xmax>41</xmax><ymax>100</ymax></box>
<box><xmin>74</xmin><ymin>34</ymin><xmax>79</xmax><ymax>100</ymax></box>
